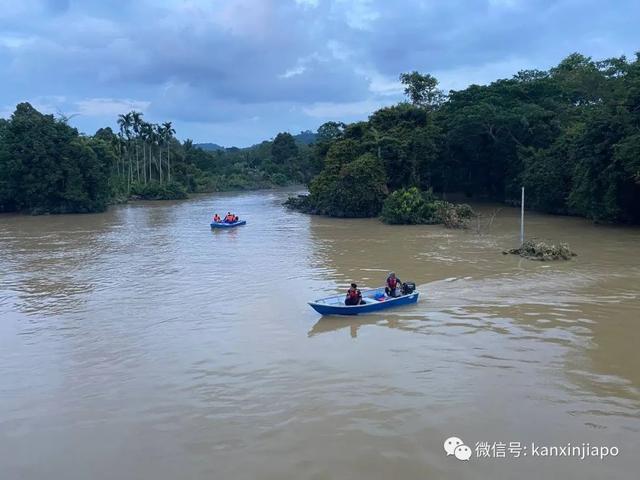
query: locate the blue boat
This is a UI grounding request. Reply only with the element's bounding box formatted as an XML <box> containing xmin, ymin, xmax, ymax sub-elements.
<box><xmin>210</xmin><ymin>220</ymin><xmax>246</xmax><ymax>229</ymax></box>
<box><xmin>309</xmin><ymin>287</ymin><xmax>419</xmax><ymax>316</ymax></box>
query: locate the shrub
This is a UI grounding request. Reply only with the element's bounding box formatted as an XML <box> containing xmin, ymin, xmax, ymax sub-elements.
<box><xmin>380</xmin><ymin>187</ymin><xmax>431</xmax><ymax>224</ymax></box>
<box><xmin>381</xmin><ymin>187</ymin><xmax>475</xmax><ymax>227</ymax></box>
<box><xmin>131</xmin><ymin>181</ymin><xmax>188</xmax><ymax>200</ymax></box>
<box><xmin>284</xmin><ymin>194</ymin><xmax>312</xmax><ymax>212</ymax></box>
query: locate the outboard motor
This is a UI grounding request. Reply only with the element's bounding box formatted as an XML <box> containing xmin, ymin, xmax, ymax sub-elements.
<box><xmin>401</xmin><ymin>282</ymin><xmax>416</xmax><ymax>295</ymax></box>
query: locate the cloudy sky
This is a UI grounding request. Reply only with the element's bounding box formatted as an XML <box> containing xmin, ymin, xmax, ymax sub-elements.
<box><xmin>1</xmin><ymin>0</ymin><xmax>637</xmax><ymax>146</ymax></box>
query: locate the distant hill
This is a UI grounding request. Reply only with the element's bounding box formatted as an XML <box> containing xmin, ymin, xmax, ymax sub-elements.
<box><xmin>195</xmin><ymin>130</ymin><xmax>317</xmax><ymax>152</ymax></box>
<box><xmin>293</xmin><ymin>130</ymin><xmax>317</xmax><ymax>145</ymax></box>
<box><xmin>195</xmin><ymin>142</ymin><xmax>225</xmax><ymax>151</ymax></box>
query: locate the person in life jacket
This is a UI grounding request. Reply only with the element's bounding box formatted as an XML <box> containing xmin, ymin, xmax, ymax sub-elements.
<box><xmin>233</xmin><ymin>214</ymin><xmax>239</xmax><ymax>222</ymax></box>
<box><xmin>224</xmin><ymin>212</ymin><xmax>233</xmax><ymax>223</ymax></box>
<box><xmin>213</xmin><ymin>213</ymin><xmax>221</xmax><ymax>223</ymax></box>
<box><xmin>385</xmin><ymin>272</ymin><xmax>402</xmax><ymax>297</ymax></box>
<box><xmin>345</xmin><ymin>283</ymin><xmax>364</xmax><ymax>306</ymax></box>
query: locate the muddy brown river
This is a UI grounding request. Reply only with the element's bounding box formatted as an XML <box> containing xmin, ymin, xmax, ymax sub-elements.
<box><xmin>1</xmin><ymin>189</ymin><xmax>639</xmax><ymax>479</ymax></box>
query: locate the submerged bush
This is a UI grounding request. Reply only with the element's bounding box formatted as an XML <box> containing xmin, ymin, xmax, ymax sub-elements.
<box><xmin>434</xmin><ymin>201</ymin><xmax>475</xmax><ymax>228</ymax></box>
<box><xmin>503</xmin><ymin>239</ymin><xmax>577</xmax><ymax>261</ymax></box>
<box><xmin>380</xmin><ymin>187</ymin><xmax>430</xmax><ymax>224</ymax></box>
<box><xmin>380</xmin><ymin>187</ymin><xmax>475</xmax><ymax>227</ymax></box>
<box><xmin>284</xmin><ymin>194</ymin><xmax>313</xmax><ymax>212</ymax></box>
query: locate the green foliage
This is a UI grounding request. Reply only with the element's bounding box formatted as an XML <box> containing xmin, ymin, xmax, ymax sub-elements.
<box><xmin>0</xmin><ymin>103</ymin><xmax>318</xmax><ymax>215</ymax></box>
<box><xmin>305</xmin><ymin>153</ymin><xmax>387</xmax><ymax>217</ymax></box>
<box><xmin>380</xmin><ymin>187</ymin><xmax>432</xmax><ymax>224</ymax></box>
<box><xmin>293</xmin><ymin>53</ymin><xmax>640</xmax><ymax>224</ymax></box>
<box><xmin>331</xmin><ymin>153</ymin><xmax>388</xmax><ymax>217</ymax></box>
<box><xmin>380</xmin><ymin>187</ymin><xmax>474</xmax><ymax>227</ymax></box>
<box><xmin>4</xmin><ymin>52</ymin><xmax>640</xmax><ymax>224</ymax></box>
<box><xmin>399</xmin><ymin>71</ymin><xmax>445</xmax><ymax>109</ymax></box>
<box><xmin>131</xmin><ymin>181</ymin><xmax>188</xmax><ymax>200</ymax></box>
<box><xmin>0</xmin><ymin>103</ymin><xmax>110</xmax><ymax>214</ymax></box>
<box><xmin>272</xmin><ymin>132</ymin><xmax>298</xmax><ymax>164</ymax></box>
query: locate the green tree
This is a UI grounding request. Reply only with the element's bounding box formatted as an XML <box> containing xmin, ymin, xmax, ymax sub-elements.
<box><xmin>399</xmin><ymin>71</ymin><xmax>445</xmax><ymax>110</ymax></box>
<box><xmin>0</xmin><ymin>103</ymin><xmax>110</xmax><ymax>213</ymax></box>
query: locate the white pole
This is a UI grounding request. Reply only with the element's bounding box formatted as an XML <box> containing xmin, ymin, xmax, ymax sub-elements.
<box><xmin>520</xmin><ymin>186</ymin><xmax>525</xmax><ymax>246</ymax></box>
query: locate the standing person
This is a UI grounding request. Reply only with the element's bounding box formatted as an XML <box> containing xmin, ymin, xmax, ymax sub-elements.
<box><xmin>345</xmin><ymin>283</ymin><xmax>364</xmax><ymax>306</ymax></box>
<box><xmin>385</xmin><ymin>272</ymin><xmax>402</xmax><ymax>297</ymax></box>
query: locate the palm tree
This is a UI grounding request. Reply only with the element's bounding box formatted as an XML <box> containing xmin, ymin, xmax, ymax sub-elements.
<box><xmin>131</xmin><ymin>111</ymin><xmax>143</xmax><ymax>183</ymax></box>
<box><xmin>116</xmin><ymin>132</ymin><xmax>124</xmax><ymax>178</ymax></box>
<box><xmin>140</xmin><ymin>121</ymin><xmax>153</xmax><ymax>184</ymax></box>
<box><xmin>154</xmin><ymin>124</ymin><xmax>163</xmax><ymax>184</ymax></box>
<box><xmin>162</xmin><ymin>121</ymin><xmax>176</xmax><ymax>183</ymax></box>
<box><xmin>117</xmin><ymin>112</ymin><xmax>133</xmax><ymax>192</ymax></box>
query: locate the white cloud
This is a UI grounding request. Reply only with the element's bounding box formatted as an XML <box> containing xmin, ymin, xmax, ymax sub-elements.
<box><xmin>1</xmin><ymin>95</ymin><xmax>67</xmax><ymax>118</ymax></box>
<box><xmin>433</xmin><ymin>57</ymin><xmax>534</xmax><ymax>91</ymax></box>
<box><xmin>278</xmin><ymin>52</ymin><xmax>325</xmax><ymax>79</ymax></box>
<box><xmin>74</xmin><ymin>98</ymin><xmax>151</xmax><ymax>117</ymax></box>
<box><xmin>302</xmin><ymin>99</ymin><xmax>388</xmax><ymax>118</ymax></box>
<box><xmin>326</xmin><ymin>39</ymin><xmax>352</xmax><ymax>61</ymax></box>
<box><xmin>0</xmin><ymin>34</ymin><xmax>37</xmax><ymax>49</ymax></box>
<box><xmin>279</xmin><ymin>65</ymin><xmax>306</xmax><ymax>78</ymax></box>
<box><xmin>364</xmin><ymin>71</ymin><xmax>403</xmax><ymax>96</ymax></box>
<box><xmin>211</xmin><ymin>0</ymin><xmax>273</xmax><ymax>37</ymax></box>
<box><xmin>335</xmin><ymin>0</ymin><xmax>380</xmax><ymax>30</ymax></box>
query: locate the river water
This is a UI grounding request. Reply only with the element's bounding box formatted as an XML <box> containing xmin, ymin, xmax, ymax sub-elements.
<box><xmin>1</xmin><ymin>189</ymin><xmax>639</xmax><ymax>480</ymax></box>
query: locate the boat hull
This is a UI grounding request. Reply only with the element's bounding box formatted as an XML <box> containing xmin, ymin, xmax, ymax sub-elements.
<box><xmin>309</xmin><ymin>287</ymin><xmax>419</xmax><ymax>316</ymax></box>
<box><xmin>210</xmin><ymin>220</ymin><xmax>246</xmax><ymax>229</ymax></box>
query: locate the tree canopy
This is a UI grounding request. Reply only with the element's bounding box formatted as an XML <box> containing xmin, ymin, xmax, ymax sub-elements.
<box><xmin>0</xmin><ymin>105</ymin><xmax>317</xmax><ymax>214</ymax></box>
<box><xmin>293</xmin><ymin>52</ymin><xmax>640</xmax><ymax>224</ymax></box>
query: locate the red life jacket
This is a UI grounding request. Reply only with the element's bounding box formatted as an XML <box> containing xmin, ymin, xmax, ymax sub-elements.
<box><xmin>347</xmin><ymin>288</ymin><xmax>359</xmax><ymax>299</ymax></box>
<box><xmin>387</xmin><ymin>276</ymin><xmax>398</xmax><ymax>289</ymax></box>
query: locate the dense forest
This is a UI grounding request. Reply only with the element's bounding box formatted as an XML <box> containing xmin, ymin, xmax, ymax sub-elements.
<box><xmin>289</xmin><ymin>53</ymin><xmax>640</xmax><ymax>224</ymax></box>
<box><xmin>0</xmin><ymin>104</ymin><xmax>316</xmax><ymax>214</ymax></box>
<box><xmin>1</xmin><ymin>52</ymin><xmax>639</xmax><ymax>222</ymax></box>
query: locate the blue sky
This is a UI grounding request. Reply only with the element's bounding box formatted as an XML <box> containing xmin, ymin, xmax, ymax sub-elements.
<box><xmin>1</xmin><ymin>0</ymin><xmax>637</xmax><ymax>146</ymax></box>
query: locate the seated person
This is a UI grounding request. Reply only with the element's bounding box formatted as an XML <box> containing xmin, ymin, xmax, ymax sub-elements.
<box><xmin>345</xmin><ymin>283</ymin><xmax>364</xmax><ymax>305</ymax></box>
<box><xmin>224</xmin><ymin>212</ymin><xmax>233</xmax><ymax>223</ymax></box>
<box><xmin>233</xmin><ymin>215</ymin><xmax>239</xmax><ymax>222</ymax></box>
<box><xmin>385</xmin><ymin>272</ymin><xmax>402</xmax><ymax>297</ymax></box>
<box><xmin>213</xmin><ymin>214</ymin><xmax>221</xmax><ymax>223</ymax></box>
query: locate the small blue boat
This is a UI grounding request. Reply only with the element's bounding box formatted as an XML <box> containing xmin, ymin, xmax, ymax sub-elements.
<box><xmin>210</xmin><ymin>220</ymin><xmax>246</xmax><ymax>229</ymax></box>
<box><xmin>309</xmin><ymin>287</ymin><xmax>419</xmax><ymax>316</ymax></box>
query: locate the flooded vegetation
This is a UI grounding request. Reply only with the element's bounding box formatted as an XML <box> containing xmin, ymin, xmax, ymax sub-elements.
<box><xmin>504</xmin><ymin>239</ymin><xmax>577</xmax><ymax>261</ymax></box>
